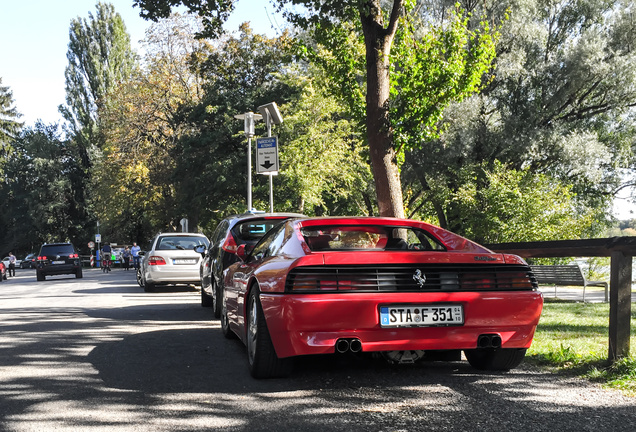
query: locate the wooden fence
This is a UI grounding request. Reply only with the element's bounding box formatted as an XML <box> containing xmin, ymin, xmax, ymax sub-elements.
<box><xmin>485</xmin><ymin>237</ymin><xmax>636</xmax><ymax>362</ymax></box>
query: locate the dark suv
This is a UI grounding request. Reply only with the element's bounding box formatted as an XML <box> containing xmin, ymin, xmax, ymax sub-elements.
<box><xmin>36</xmin><ymin>243</ymin><xmax>82</xmax><ymax>281</ymax></box>
<box><xmin>196</xmin><ymin>212</ymin><xmax>304</xmax><ymax>317</ymax></box>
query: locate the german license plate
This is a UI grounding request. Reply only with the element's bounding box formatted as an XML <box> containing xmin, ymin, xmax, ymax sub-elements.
<box><xmin>173</xmin><ymin>259</ymin><xmax>197</xmax><ymax>265</ymax></box>
<box><xmin>380</xmin><ymin>304</ymin><xmax>464</xmax><ymax>327</ymax></box>
<box><xmin>52</xmin><ymin>261</ymin><xmax>65</xmax><ymax>265</ymax></box>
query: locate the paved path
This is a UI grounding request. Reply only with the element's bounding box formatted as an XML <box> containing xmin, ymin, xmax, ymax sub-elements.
<box><xmin>0</xmin><ymin>268</ymin><xmax>635</xmax><ymax>431</ymax></box>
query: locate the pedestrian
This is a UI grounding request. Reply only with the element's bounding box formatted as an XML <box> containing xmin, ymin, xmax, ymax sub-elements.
<box><xmin>8</xmin><ymin>252</ymin><xmax>16</xmax><ymax>277</ymax></box>
<box><xmin>131</xmin><ymin>242</ymin><xmax>141</xmax><ymax>269</ymax></box>
<box><xmin>122</xmin><ymin>246</ymin><xmax>131</xmax><ymax>271</ymax></box>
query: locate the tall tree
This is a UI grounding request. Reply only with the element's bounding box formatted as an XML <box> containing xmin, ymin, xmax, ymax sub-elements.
<box><xmin>1</xmin><ymin>123</ymin><xmax>88</xmax><ymax>251</ymax></box>
<box><xmin>403</xmin><ymin>0</ymin><xmax>636</xmax><ymax>234</ymax></box>
<box><xmin>97</xmin><ymin>14</ymin><xmax>210</xmax><ymax>240</ymax></box>
<box><xmin>60</xmin><ymin>2</ymin><xmax>138</xmax><ymax>167</ymax></box>
<box><xmin>0</xmin><ymin>78</ymin><xmax>22</xmax><ymax>156</ymax></box>
<box><xmin>133</xmin><ymin>0</ymin><xmax>497</xmax><ymax>218</ymax></box>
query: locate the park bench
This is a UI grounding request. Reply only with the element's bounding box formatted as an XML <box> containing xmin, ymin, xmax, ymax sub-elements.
<box><xmin>529</xmin><ymin>264</ymin><xmax>608</xmax><ymax>302</ymax></box>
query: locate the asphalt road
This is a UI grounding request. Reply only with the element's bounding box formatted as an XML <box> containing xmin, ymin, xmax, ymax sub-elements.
<box><xmin>1</xmin><ymin>268</ymin><xmax>636</xmax><ymax>432</ymax></box>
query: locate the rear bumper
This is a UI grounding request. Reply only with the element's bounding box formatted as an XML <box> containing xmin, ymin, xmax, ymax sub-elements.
<box><xmin>145</xmin><ymin>266</ymin><xmax>201</xmax><ymax>285</ymax></box>
<box><xmin>260</xmin><ymin>290</ymin><xmax>544</xmax><ymax>358</ymax></box>
<box><xmin>38</xmin><ymin>262</ymin><xmax>80</xmax><ymax>275</ymax></box>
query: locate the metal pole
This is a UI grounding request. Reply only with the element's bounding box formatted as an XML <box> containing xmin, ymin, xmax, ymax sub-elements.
<box><xmin>269</xmin><ymin>174</ymin><xmax>274</xmax><ymax>213</ymax></box>
<box><xmin>247</xmin><ymin>136</ymin><xmax>252</xmax><ymax>211</ymax></box>
<box><xmin>265</xmin><ymin>111</ymin><xmax>274</xmax><ymax>213</ymax></box>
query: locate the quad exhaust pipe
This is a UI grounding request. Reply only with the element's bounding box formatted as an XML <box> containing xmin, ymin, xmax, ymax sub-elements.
<box><xmin>335</xmin><ymin>338</ymin><xmax>362</xmax><ymax>354</ymax></box>
<box><xmin>478</xmin><ymin>334</ymin><xmax>502</xmax><ymax>349</ymax></box>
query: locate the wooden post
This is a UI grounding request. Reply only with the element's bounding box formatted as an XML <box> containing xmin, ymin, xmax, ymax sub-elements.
<box><xmin>608</xmin><ymin>251</ymin><xmax>632</xmax><ymax>362</ymax></box>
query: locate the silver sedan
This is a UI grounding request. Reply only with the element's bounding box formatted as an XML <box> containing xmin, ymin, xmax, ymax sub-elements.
<box><xmin>137</xmin><ymin>233</ymin><xmax>209</xmax><ymax>292</ymax></box>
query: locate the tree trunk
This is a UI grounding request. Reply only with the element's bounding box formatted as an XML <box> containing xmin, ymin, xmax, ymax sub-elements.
<box><xmin>359</xmin><ymin>0</ymin><xmax>405</xmax><ymax>219</ymax></box>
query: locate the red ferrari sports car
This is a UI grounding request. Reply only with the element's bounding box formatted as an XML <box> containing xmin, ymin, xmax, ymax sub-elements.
<box><xmin>221</xmin><ymin>217</ymin><xmax>543</xmax><ymax>378</ymax></box>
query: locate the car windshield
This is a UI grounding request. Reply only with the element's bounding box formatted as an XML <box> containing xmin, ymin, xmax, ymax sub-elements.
<box><xmin>232</xmin><ymin>219</ymin><xmax>287</xmax><ymax>243</ymax></box>
<box><xmin>40</xmin><ymin>244</ymin><xmax>75</xmax><ymax>256</ymax></box>
<box><xmin>156</xmin><ymin>236</ymin><xmax>209</xmax><ymax>250</ymax></box>
<box><xmin>300</xmin><ymin>226</ymin><xmax>445</xmax><ymax>252</ymax></box>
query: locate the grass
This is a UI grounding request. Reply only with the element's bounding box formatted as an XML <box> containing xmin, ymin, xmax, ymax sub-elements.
<box><xmin>526</xmin><ymin>299</ymin><xmax>636</xmax><ymax>395</ymax></box>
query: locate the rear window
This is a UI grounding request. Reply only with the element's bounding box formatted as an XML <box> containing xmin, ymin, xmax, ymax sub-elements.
<box><xmin>232</xmin><ymin>219</ymin><xmax>286</xmax><ymax>244</ymax></box>
<box><xmin>40</xmin><ymin>244</ymin><xmax>76</xmax><ymax>256</ymax></box>
<box><xmin>156</xmin><ymin>236</ymin><xmax>209</xmax><ymax>250</ymax></box>
<box><xmin>300</xmin><ymin>226</ymin><xmax>445</xmax><ymax>252</ymax></box>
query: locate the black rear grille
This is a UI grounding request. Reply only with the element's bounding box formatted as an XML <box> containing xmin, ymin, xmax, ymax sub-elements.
<box><xmin>285</xmin><ymin>264</ymin><xmax>538</xmax><ymax>293</ymax></box>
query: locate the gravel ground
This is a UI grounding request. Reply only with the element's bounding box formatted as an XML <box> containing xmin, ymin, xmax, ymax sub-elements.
<box><xmin>0</xmin><ymin>268</ymin><xmax>634</xmax><ymax>431</ymax></box>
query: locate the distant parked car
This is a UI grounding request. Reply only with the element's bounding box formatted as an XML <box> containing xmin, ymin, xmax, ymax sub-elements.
<box><xmin>21</xmin><ymin>254</ymin><xmax>36</xmax><ymax>269</ymax></box>
<box><xmin>220</xmin><ymin>216</ymin><xmax>544</xmax><ymax>378</ymax></box>
<box><xmin>195</xmin><ymin>212</ymin><xmax>304</xmax><ymax>318</ymax></box>
<box><xmin>137</xmin><ymin>233</ymin><xmax>209</xmax><ymax>292</ymax></box>
<box><xmin>35</xmin><ymin>243</ymin><xmax>82</xmax><ymax>281</ymax></box>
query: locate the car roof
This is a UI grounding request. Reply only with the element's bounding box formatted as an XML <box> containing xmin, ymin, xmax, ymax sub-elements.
<box><xmin>155</xmin><ymin>232</ymin><xmax>208</xmax><ymax>237</ymax></box>
<box><xmin>224</xmin><ymin>212</ymin><xmax>305</xmax><ymax>225</ymax></box>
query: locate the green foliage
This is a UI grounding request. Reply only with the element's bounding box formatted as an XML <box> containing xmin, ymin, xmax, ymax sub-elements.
<box><xmin>96</xmin><ymin>14</ymin><xmax>209</xmax><ymax>241</ymax></box>
<box><xmin>406</xmin><ymin>160</ymin><xmax>602</xmax><ymax>244</ymax></box>
<box><xmin>0</xmin><ymin>78</ymin><xmax>22</xmax><ymax>158</ymax></box>
<box><xmin>589</xmin><ymin>357</ymin><xmax>636</xmax><ymax>395</ymax></box>
<box><xmin>299</xmin><ymin>21</ymin><xmax>367</xmax><ymax>125</ymax></box>
<box><xmin>276</xmin><ymin>73</ymin><xmax>374</xmax><ymax>215</ymax></box>
<box><xmin>61</xmin><ymin>1</ymin><xmax>138</xmax><ymax>165</ymax></box>
<box><xmin>402</xmin><ymin>0</ymin><xmax>632</xmax><ymax>239</ymax></box>
<box><xmin>0</xmin><ymin>123</ymin><xmax>91</xmax><ymax>254</ymax></box>
<box><xmin>528</xmin><ymin>301</ymin><xmax>636</xmax><ymax>395</ymax></box>
<box><xmin>390</xmin><ymin>7</ymin><xmax>498</xmax><ymax>159</ymax></box>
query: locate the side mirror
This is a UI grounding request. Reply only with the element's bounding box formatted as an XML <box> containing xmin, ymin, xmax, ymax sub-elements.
<box><xmin>236</xmin><ymin>244</ymin><xmax>247</xmax><ymax>261</ymax></box>
<box><xmin>193</xmin><ymin>244</ymin><xmax>206</xmax><ymax>257</ymax></box>
<box><xmin>138</xmin><ymin>251</ymin><xmax>146</xmax><ymax>256</ymax></box>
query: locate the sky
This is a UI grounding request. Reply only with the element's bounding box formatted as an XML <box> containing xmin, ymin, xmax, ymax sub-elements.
<box><xmin>1</xmin><ymin>0</ymin><xmax>634</xmax><ymax>221</ymax></box>
<box><xmin>0</xmin><ymin>0</ymin><xmax>281</xmax><ymax>126</ymax></box>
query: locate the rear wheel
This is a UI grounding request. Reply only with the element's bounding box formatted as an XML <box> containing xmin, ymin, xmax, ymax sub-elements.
<box><xmin>464</xmin><ymin>348</ymin><xmax>527</xmax><ymax>371</ymax></box>
<box><xmin>136</xmin><ymin>268</ymin><xmax>144</xmax><ymax>287</ymax></box>
<box><xmin>220</xmin><ymin>286</ymin><xmax>235</xmax><ymax>339</ymax></box>
<box><xmin>201</xmin><ymin>282</ymin><xmax>214</xmax><ymax>307</ymax></box>
<box><xmin>246</xmin><ymin>287</ymin><xmax>293</xmax><ymax>378</ymax></box>
<box><xmin>36</xmin><ymin>271</ymin><xmax>45</xmax><ymax>281</ymax></box>
<box><xmin>212</xmin><ymin>280</ymin><xmax>222</xmax><ymax>319</ymax></box>
<box><xmin>144</xmin><ymin>280</ymin><xmax>155</xmax><ymax>292</ymax></box>
<box><xmin>76</xmin><ymin>268</ymin><xmax>83</xmax><ymax>278</ymax></box>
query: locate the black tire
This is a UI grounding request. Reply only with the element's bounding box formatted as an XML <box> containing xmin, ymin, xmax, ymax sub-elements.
<box><xmin>36</xmin><ymin>271</ymin><xmax>45</xmax><ymax>282</ymax></box>
<box><xmin>220</xmin><ymin>285</ymin><xmax>236</xmax><ymax>340</ymax></box>
<box><xmin>144</xmin><ymin>281</ymin><xmax>155</xmax><ymax>292</ymax></box>
<box><xmin>213</xmin><ymin>280</ymin><xmax>222</xmax><ymax>319</ymax></box>
<box><xmin>201</xmin><ymin>282</ymin><xmax>214</xmax><ymax>307</ymax></box>
<box><xmin>76</xmin><ymin>268</ymin><xmax>83</xmax><ymax>279</ymax></box>
<box><xmin>246</xmin><ymin>287</ymin><xmax>293</xmax><ymax>378</ymax></box>
<box><xmin>136</xmin><ymin>269</ymin><xmax>144</xmax><ymax>287</ymax></box>
<box><xmin>464</xmin><ymin>348</ymin><xmax>527</xmax><ymax>371</ymax></box>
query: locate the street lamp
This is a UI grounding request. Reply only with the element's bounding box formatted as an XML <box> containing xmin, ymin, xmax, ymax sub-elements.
<box><xmin>234</xmin><ymin>111</ymin><xmax>263</xmax><ymax>212</ymax></box>
<box><xmin>257</xmin><ymin>102</ymin><xmax>283</xmax><ymax>212</ymax></box>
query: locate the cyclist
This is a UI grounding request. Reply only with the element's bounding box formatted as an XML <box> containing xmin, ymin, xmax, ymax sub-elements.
<box><xmin>101</xmin><ymin>243</ymin><xmax>112</xmax><ymax>272</ymax></box>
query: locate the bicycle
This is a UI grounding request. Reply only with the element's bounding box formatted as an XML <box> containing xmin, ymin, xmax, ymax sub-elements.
<box><xmin>101</xmin><ymin>255</ymin><xmax>112</xmax><ymax>273</ymax></box>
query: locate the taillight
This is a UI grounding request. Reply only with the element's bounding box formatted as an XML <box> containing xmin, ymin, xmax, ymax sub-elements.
<box><xmin>149</xmin><ymin>256</ymin><xmax>166</xmax><ymax>265</ymax></box>
<box><xmin>498</xmin><ymin>272</ymin><xmax>534</xmax><ymax>289</ymax></box>
<box><xmin>37</xmin><ymin>256</ymin><xmax>47</xmax><ymax>261</ymax></box>
<box><xmin>222</xmin><ymin>234</ymin><xmax>238</xmax><ymax>253</ymax></box>
<box><xmin>460</xmin><ymin>273</ymin><xmax>497</xmax><ymax>290</ymax></box>
<box><xmin>69</xmin><ymin>253</ymin><xmax>78</xmax><ymax>258</ymax></box>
